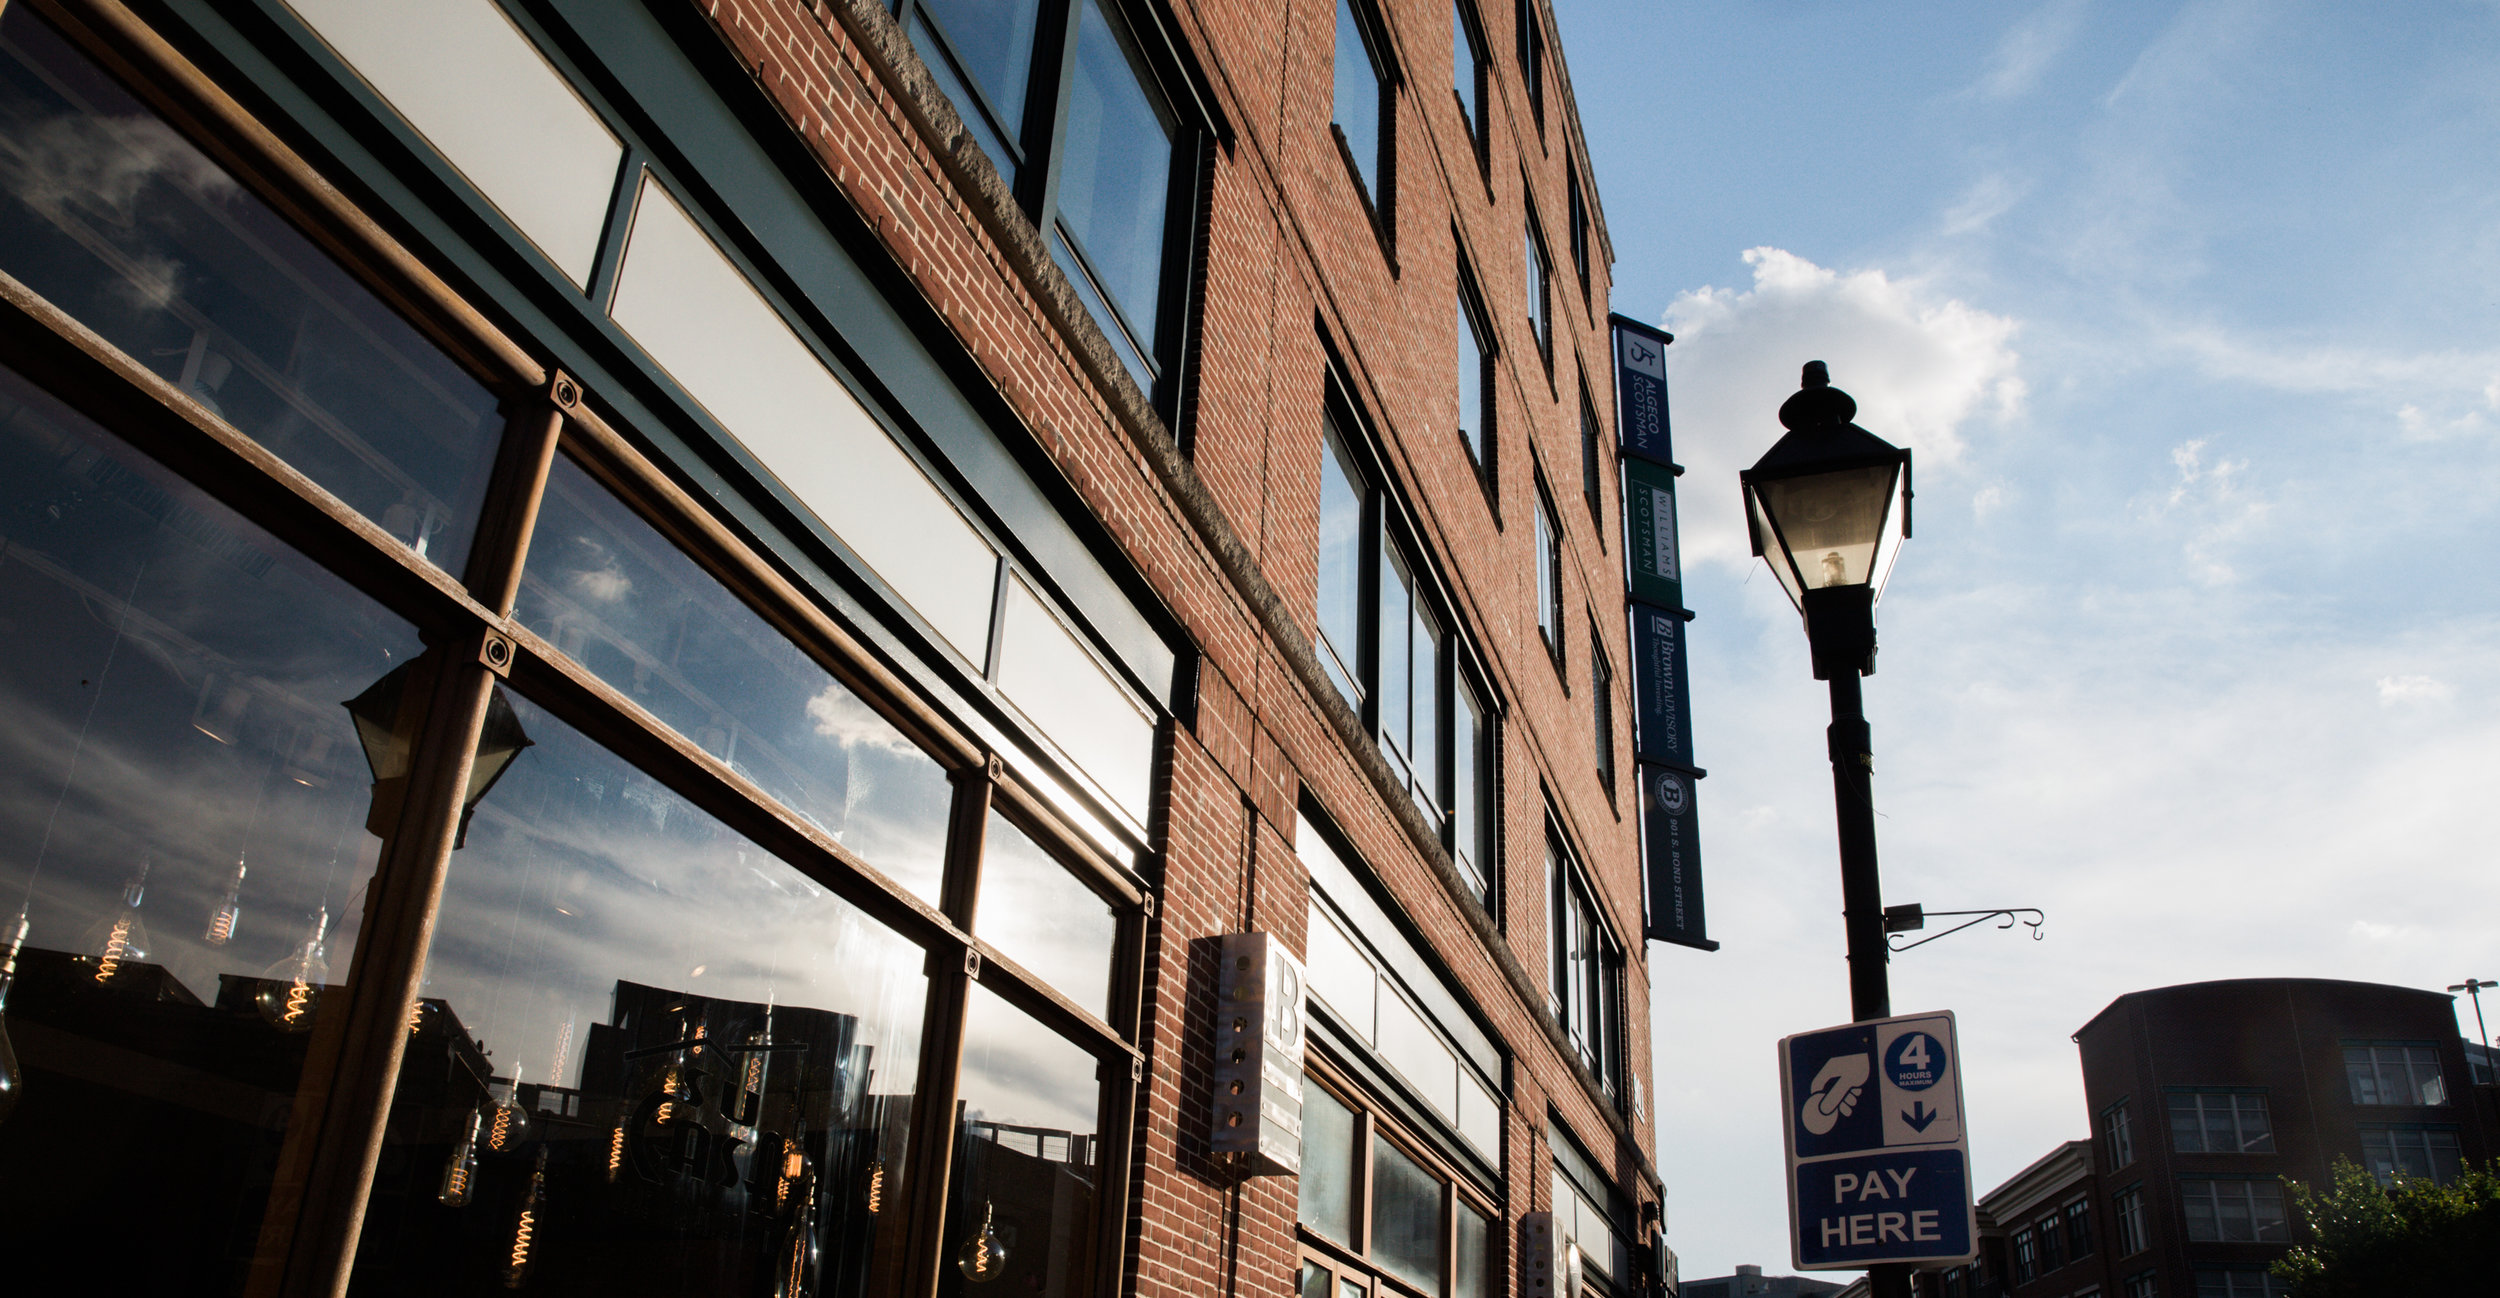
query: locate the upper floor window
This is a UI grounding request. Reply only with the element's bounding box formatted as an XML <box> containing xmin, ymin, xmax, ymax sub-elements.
<box><xmin>2180</xmin><ymin>1178</ymin><xmax>2287</xmax><ymax>1243</ymax></box>
<box><xmin>1524</xmin><ymin>216</ymin><xmax>1552</xmax><ymax>365</ymax></box>
<box><xmin>2169</xmin><ymin>1091</ymin><xmax>2274</xmax><ymax>1154</ymax></box>
<box><xmin>2103</xmin><ymin>1098</ymin><xmax>2136</xmax><ymax>1170</ymax></box>
<box><xmin>1535</xmin><ymin>482</ymin><xmax>1564</xmax><ymax>665</ymax></box>
<box><xmin>900</xmin><ymin>0</ymin><xmax>1194</xmax><ymax>397</ymax></box>
<box><xmin>1549</xmin><ymin>837</ymin><xmax>1624</xmax><ymax>1097</ymax></box>
<box><xmin>1451</xmin><ymin>0</ymin><xmax>1487</xmax><ymax>153</ymax></box>
<box><xmin>1591</xmin><ymin>622</ymin><xmax>1615</xmax><ymax>793</ymax></box>
<box><xmin>2124</xmin><ymin>1274</ymin><xmax>2158</xmax><ymax>1298</ymax></box>
<box><xmin>2036</xmin><ymin>1208</ymin><xmax>2066</xmax><ymax>1270</ymax></box>
<box><xmin>1567</xmin><ymin>162</ymin><xmax>1590</xmax><ymax>293</ymax></box>
<box><xmin>1456</xmin><ymin>270</ymin><xmax>1496</xmax><ymax>490</ymax></box>
<box><xmin>1579</xmin><ymin>377</ymin><xmax>1604</xmax><ymax>528</ymax></box>
<box><xmin>2346</xmin><ymin>1042</ymin><xmax>2448</xmax><ymax>1106</ymax></box>
<box><xmin>2066</xmin><ymin>1196</ymin><xmax>2095</xmax><ymax>1254</ymax></box>
<box><xmin>1317</xmin><ymin>413</ymin><xmax>1496</xmax><ymax>896</ymax></box>
<box><xmin>2113</xmin><ymin>1184</ymin><xmax>2149</xmax><ymax>1256</ymax></box>
<box><xmin>1333</xmin><ymin>0</ymin><xmax>1392</xmax><ymax>219</ymax></box>
<box><xmin>2194</xmin><ymin>1268</ymin><xmax>2290</xmax><ymax>1298</ymax></box>
<box><xmin>2011</xmin><ymin>1227</ymin><xmax>2038</xmax><ymax>1284</ymax></box>
<box><xmin>1515</xmin><ymin>0</ymin><xmax>1544</xmax><ymax>128</ymax></box>
<box><xmin>2361</xmin><ymin>1124</ymin><xmax>2463</xmax><ymax>1185</ymax></box>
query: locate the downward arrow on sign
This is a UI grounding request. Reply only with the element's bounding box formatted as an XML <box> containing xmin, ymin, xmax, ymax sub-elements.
<box><xmin>1902</xmin><ymin>1100</ymin><xmax>1939</xmax><ymax>1132</ymax></box>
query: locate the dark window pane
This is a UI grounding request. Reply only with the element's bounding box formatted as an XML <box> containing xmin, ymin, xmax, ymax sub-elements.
<box><xmin>517</xmin><ymin>454</ymin><xmax>953</xmax><ymax>903</ymax></box>
<box><xmin>1581</xmin><ymin>389</ymin><xmax>1602</xmax><ymax>520</ymax></box>
<box><xmin>908</xmin><ymin>13</ymin><xmax>1020</xmax><ymax>182</ymax></box>
<box><xmin>351</xmin><ymin>694</ymin><xmax>929</xmax><ymax>1295</ymax></box>
<box><xmin>914</xmin><ymin>0</ymin><xmax>1042</xmax><ymax>150</ymax></box>
<box><xmin>1455</xmin><ymin>1199</ymin><xmax>1490</xmax><ymax>1298</ymax></box>
<box><xmin>1057</xmin><ymin>0</ymin><xmax>1174</xmax><ymax>366</ymax></box>
<box><xmin>1454</xmin><ymin>683</ymin><xmax>1487</xmax><ymax>891</ymax></box>
<box><xmin>1372</xmin><ymin>1137</ymin><xmax>1444</xmax><ymax>1295</ymax></box>
<box><xmin>0</xmin><ymin>362</ymin><xmax>417</xmax><ymax>1291</ymax></box>
<box><xmin>945</xmin><ymin>985</ymin><xmax>1100</xmax><ymax>1296</ymax></box>
<box><xmin>1300</xmin><ymin>1260</ymin><xmax>1333</xmax><ymax>1298</ymax></box>
<box><xmin>1455</xmin><ymin>294</ymin><xmax>1485</xmax><ymax>465</ymax></box>
<box><xmin>1317</xmin><ymin>430</ymin><xmax>1365</xmax><ymax>703</ymax></box>
<box><xmin>974</xmin><ymin>812</ymin><xmax>1116</xmax><ymax>1020</ymax></box>
<box><xmin>1413</xmin><ymin>602</ymin><xmax>1443</xmax><ymax>813</ymax></box>
<box><xmin>0</xmin><ymin>8</ymin><xmax>499</xmax><ymax>576</ymax></box>
<box><xmin>1297</xmin><ymin>1084</ymin><xmax>1356</xmax><ymax>1245</ymax></box>
<box><xmin>1334</xmin><ymin>0</ymin><xmax>1383</xmax><ymax>200</ymax></box>
<box><xmin>1380</xmin><ymin>543</ymin><xmax>1414</xmax><ymax>771</ymax></box>
<box><xmin>1450</xmin><ymin>3</ymin><xmax>1478</xmax><ymax>134</ymax></box>
<box><xmin>1535</xmin><ymin>492</ymin><xmax>1559</xmax><ymax>648</ymax></box>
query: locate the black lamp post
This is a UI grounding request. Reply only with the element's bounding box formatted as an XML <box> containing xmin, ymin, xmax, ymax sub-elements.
<box><xmin>1744</xmin><ymin>361</ymin><xmax>1915</xmax><ymax>1298</ymax></box>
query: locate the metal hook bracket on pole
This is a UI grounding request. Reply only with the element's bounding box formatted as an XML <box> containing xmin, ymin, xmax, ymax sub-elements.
<box><xmin>1883</xmin><ymin>904</ymin><xmax>2046</xmax><ymax>953</ymax></box>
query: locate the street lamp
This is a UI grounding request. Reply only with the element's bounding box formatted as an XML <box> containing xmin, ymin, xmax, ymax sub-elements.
<box><xmin>346</xmin><ymin>659</ymin><xmax>533</xmax><ymax>847</ymax></box>
<box><xmin>1745</xmin><ymin>361</ymin><xmax>1915</xmax><ymax>1298</ymax></box>
<box><xmin>2450</xmin><ymin>979</ymin><xmax>2495</xmax><ymax>1083</ymax></box>
<box><xmin>1742</xmin><ymin>361</ymin><xmax>1913</xmax><ymax>1021</ymax></box>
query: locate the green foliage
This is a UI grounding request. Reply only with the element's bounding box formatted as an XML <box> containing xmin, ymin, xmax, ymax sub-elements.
<box><xmin>2272</xmin><ymin>1158</ymin><xmax>2500</xmax><ymax>1296</ymax></box>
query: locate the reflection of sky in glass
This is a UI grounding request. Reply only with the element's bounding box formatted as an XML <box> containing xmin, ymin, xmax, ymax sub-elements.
<box><xmin>0</xmin><ymin>362</ymin><xmax>410</xmax><ymax>1286</ymax></box>
<box><xmin>421</xmin><ymin>693</ymin><xmax>928</xmax><ymax>1099</ymax></box>
<box><xmin>516</xmin><ymin>454</ymin><xmax>953</xmax><ymax>904</ymax></box>
<box><xmin>1056</xmin><ymin>0</ymin><xmax>1172</xmax><ymax>345</ymax></box>
<box><xmin>0</xmin><ymin>9</ymin><xmax>500</xmax><ymax>573</ymax></box>
<box><xmin>0</xmin><ymin>363</ymin><xmax>407</xmax><ymax>1002</ymax></box>
<box><xmin>954</xmin><ymin>982</ymin><xmax>1098</xmax><ymax>1140</ymax></box>
<box><xmin>973</xmin><ymin>812</ymin><xmax>1114</xmax><ymax>1020</ymax></box>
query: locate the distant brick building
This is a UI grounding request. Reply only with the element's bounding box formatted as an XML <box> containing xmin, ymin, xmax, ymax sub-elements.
<box><xmin>0</xmin><ymin>0</ymin><xmax>1666</xmax><ymax>1294</ymax></box>
<box><xmin>1918</xmin><ymin>979</ymin><xmax>2494</xmax><ymax>1298</ymax></box>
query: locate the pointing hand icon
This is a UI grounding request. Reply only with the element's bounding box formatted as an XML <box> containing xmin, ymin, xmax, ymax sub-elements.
<box><xmin>1801</xmin><ymin>1054</ymin><xmax>1871</xmax><ymax>1136</ymax></box>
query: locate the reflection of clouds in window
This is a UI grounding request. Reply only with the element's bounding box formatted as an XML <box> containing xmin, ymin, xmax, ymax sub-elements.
<box><xmin>955</xmin><ymin>982</ymin><xmax>1098</xmax><ymax>1140</ymax></box>
<box><xmin>973</xmin><ymin>813</ymin><xmax>1114</xmax><ymax>1020</ymax></box>
<box><xmin>518</xmin><ymin>456</ymin><xmax>953</xmax><ymax>902</ymax></box>
<box><xmin>0</xmin><ymin>113</ymin><xmax>235</xmax><ymax>232</ymax></box>
<box><xmin>425</xmin><ymin>696</ymin><xmax>926</xmax><ymax>1099</ymax></box>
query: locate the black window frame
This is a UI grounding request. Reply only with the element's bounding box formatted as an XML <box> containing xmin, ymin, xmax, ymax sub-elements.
<box><xmin>1567</xmin><ymin>160</ymin><xmax>1590</xmax><ymax>296</ymax></box>
<box><xmin>1514</xmin><ymin>0</ymin><xmax>1544</xmax><ymax>132</ymax></box>
<box><xmin>1296</xmin><ymin>1060</ymin><xmax>1499</xmax><ymax>1298</ymax></box>
<box><xmin>1331</xmin><ymin>0</ymin><xmax>1399</xmax><ymax>248</ymax></box>
<box><xmin>1524</xmin><ymin>210</ymin><xmax>1553</xmax><ymax>370</ymax></box>
<box><xmin>1455</xmin><ymin>258</ymin><xmax>1499</xmax><ymax>504</ymax></box>
<box><xmin>893</xmin><ymin>0</ymin><xmax>1212</xmax><ymax>412</ymax></box>
<box><xmin>1578</xmin><ymin>373</ymin><xmax>1604</xmax><ymax>532</ymax></box>
<box><xmin>1590</xmin><ymin>614</ymin><xmax>1615</xmax><ymax>796</ymax></box>
<box><xmin>1547</xmin><ymin>831</ymin><xmax>1625</xmax><ymax>1101</ymax></box>
<box><xmin>2066</xmin><ymin>1195</ymin><xmax>2095</xmax><ymax>1255</ymax></box>
<box><xmin>1450</xmin><ymin>0</ymin><xmax>1490</xmax><ymax>170</ymax></box>
<box><xmin>2103</xmin><ymin>1097</ymin><xmax>2136</xmax><ymax>1170</ymax></box>
<box><xmin>1534</xmin><ymin>475</ymin><xmax>1565</xmax><ymax>672</ymax></box>
<box><xmin>2167</xmin><ymin>1089</ymin><xmax>2276</xmax><ymax>1154</ymax></box>
<box><xmin>2113</xmin><ymin>1182</ymin><xmax>2149</xmax><ymax>1257</ymax></box>
<box><xmin>1316</xmin><ymin>385</ymin><xmax>1500</xmax><ymax>903</ymax></box>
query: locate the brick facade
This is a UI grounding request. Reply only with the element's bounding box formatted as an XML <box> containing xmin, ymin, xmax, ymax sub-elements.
<box><xmin>688</xmin><ymin>0</ymin><xmax>1656</xmax><ymax>1291</ymax></box>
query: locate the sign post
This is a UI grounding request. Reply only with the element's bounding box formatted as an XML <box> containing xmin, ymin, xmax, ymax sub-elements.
<box><xmin>1778</xmin><ymin>1011</ymin><xmax>1977</xmax><ymax>1270</ymax></box>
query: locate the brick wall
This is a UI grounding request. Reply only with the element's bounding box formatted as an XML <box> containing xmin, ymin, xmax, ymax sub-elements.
<box><xmin>693</xmin><ymin>0</ymin><xmax>1656</xmax><ymax>1290</ymax></box>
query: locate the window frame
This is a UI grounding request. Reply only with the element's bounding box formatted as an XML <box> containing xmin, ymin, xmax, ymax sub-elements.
<box><xmin>1566</xmin><ymin>161</ymin><xmax>1590</xmax><ymax>297</ymax></box>
<box><xmin>893</xmin><ymin>0</ymin><xmax>1211</xmax><ymax>409</ymax></box>
<box><xmin>2103</xmin><ymin>1097</ymin><xmax>2137</xmax><ymax>1170</ymax></box>
<box><xmin>0</xmin><ymin>5</ymin><xmax>1158</xmax><ymax>1294</ymax></box>
<box><xmin>1514</xmin><ymin>0</ymin><xmax>1544</xmax><ymax>132</ymax></box>
<box><xmin>2066</xmin><ymin>1195</ymin><xmax>2095</xmax><ymax>1256</ymax></box>
<box><xmin>1296</xmin><ymin>1059</ymin><xmax>1500</xmax><ymax>1298</ymax></box>
<box><xmin>2112</xmin><ymin>1183</ymin><xmax>2149</xmax><ymax>1257</ymax></box>
<box><xmin>1547</xmin><ymin>832</ymin><xmax>1626</xmax><ymax>1102</ymax></box>
<box><xmin>1590</xmin><ymin>615</ymin><xmax>1616</xmax><ymax>798</ymax></box>
<box><xmin>2178</xmin><ymin>1176</ymin><xmax>2288</xmax><ymax>1244</ymax></box>
<box><xmin>1534</xmin><ymin>477</ymin><xmax>1565</xmax><ymax>671</ymax></box>
<box><xmin>1316</xmin><ymin>389</ymin><xmax>1501</xmax><ymax>904</ymax></box>
<box><xmin>1455</xmin><ymin>260</ymin><xmax>1499</xmax><ymax>503</ymax></box>
<box><xmin>2167</xmin><ymin>1089</ymin><xmax>2276</xmax><ymax>1154</ymax></box>
<box><xmin>1578</xmin><ymin>376</ymin><xmax>1605</xmax><ymax>534</ymax></box>
<box><xmin>2343</xmin><ymin>1041</ymin><xmax>2451</xmax><ymax>1107</ymax></box>
<box><xmin>1332</xmin><ymin>0</ymin><xmax>1400</xmax><ymax>246</ymax></box>
<box><xmin>1524</xmin><ymin>211</ymin><xmax>1553</xmax><ymax>370</ymax></box>
<box><xmin>1450</xmin><ymin>0</ymin><xmax>1490</xmax><ymax>169</ymax></box>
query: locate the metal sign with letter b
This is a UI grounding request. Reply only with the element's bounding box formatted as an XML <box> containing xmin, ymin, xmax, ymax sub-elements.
<box><xmin>1777</xmin><ymin>1011</ymin><xmax>1977</xmax><ymax>1269</ymax></box>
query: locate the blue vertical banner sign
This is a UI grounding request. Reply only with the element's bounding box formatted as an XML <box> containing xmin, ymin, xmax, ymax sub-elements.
<box><xmin>1611</xmin><ymin>314</ymin><xmax>1712</xmax><ymax>952</ymax></box>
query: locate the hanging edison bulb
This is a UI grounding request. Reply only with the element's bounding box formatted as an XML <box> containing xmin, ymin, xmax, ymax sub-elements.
<box><xmin>203</xmin><ymin>853</ymin><xmax>246</xmax><ymax>946</ymax></box>
<box><xmin>954</xmin><ymin>1200</ymin><xmax>1009</xmax><ymax>1284</ymax></box>
<box><xmin>0</xmin><ymin>912</ymin><xmax>28</xmax><ymax>1125</ymax></box>
<box><xmin>485</xmin><ymin>1066</ymin><xmax>532</xmax><ymax>1154</ymax></box>
<box><xmin>771</xmin><ymin>1165</ymin><xmax>821</xmax><ymax>1298</ymax></box>
<box><xmin>254</xmin><ymin>908</ymin><xmax>330</xmax><ymax>1032</ymax></box>
<box><xmin>78</xmin><ymin>860</ymin><xmax>153</xmax><ymax>987</ymax></box>
<box><xmin>776</xmin><ymin>1122</ymin><xmax>809</xmax><ymax>1213</ymax></box>
<box><xmin>605</xmin><ymin>1121</ymin><xmax>628</xmax><ymax>1183</ymax></box>
<box><xmin>504</xmin><ymin>1145</ymin><xmax>547</xmax><ymax>1289</ymax></box>
<box><xmin>438</xmin><ymin>1106</ymin><xmax>482</xmax><ymax>1206</ymax></box>
<box><xmin>862</xmin><ymin>1159</ymin><xmax>886</xmax><ymax>1217</ymax></box>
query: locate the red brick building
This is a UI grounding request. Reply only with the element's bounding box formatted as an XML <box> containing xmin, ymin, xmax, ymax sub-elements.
<box><xmin>0</xmin><ymin>0</ymin><xmax>1665</xmax><ymax>1295</ymax></box>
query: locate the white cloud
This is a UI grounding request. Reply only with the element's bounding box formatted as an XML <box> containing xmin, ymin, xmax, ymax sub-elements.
<box><xmin>2377</xmin><ymin>674</ymin><xmax>2455</xmax><ymax>706</ymax></box>
<box><xmin>1941</xmin><ymin>172</ymin><xmax>2030</xmax><ymax>237</ymax></box>
<box><xmin>1658</xmin><ymin>248</ymin><xmax>2024</xmax><ymax>568</ymax></box>
<box><xmin>1970</xmin><ymin>0</ymin><xmax>2089</xmax><ymax>101</ymax></box>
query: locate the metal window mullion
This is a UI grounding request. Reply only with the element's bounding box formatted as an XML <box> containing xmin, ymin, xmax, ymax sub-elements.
<box><xmin>902</xmin><ymin>762</ymin><xmax>997</xmax><ymax>1298</ymax></box>
<box><xmin>272</xmin><ymin>633</ymin><xmax>502</xmax><ymax>1298</ymax></box>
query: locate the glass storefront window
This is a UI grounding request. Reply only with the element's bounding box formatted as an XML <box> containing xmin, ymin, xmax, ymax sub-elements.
<box><xmin>943</xmin><ymin>983</ymin><xmax>1103</xmax><ymax>1296</ymax></box>
<box><xmin>516</xmin><ymin>453</ymin><xmax>955</xmax><ymax>903</ymax></box>
<box><xmin>0</xmin><ymin>8</ymin><xmax>502</xmax><ymax>576</ymax></box>
<box><xmin>1371</xmin><ymin>1137</ymin><xmax>1445</xmax><ymax>1296</ymax></box>
<box><xmin>0</xmin><ymin>362</ymin><xmax>417</xmax><ymax>1291</ymax></box>
<box><xmin>348</xmin><ymin>693</ymin><xmax>929</xmax><ymax>1295</ymax></box>
<box><xmin>1299</xmin><ymin>1082</ymin><xmax>1358</xmax><ymax>1248</ymax></box>
<box><xmin>974</xmin><ymin>813</ymin><xmax>1116</xmax><ymax>1020</ymax></box>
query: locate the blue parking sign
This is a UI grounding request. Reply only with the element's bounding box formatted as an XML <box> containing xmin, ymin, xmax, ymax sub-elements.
<box><xmin>1778</xmin><ymin>1011</ymin><xmax>1976</xmax><ymax>1270</ymax></box>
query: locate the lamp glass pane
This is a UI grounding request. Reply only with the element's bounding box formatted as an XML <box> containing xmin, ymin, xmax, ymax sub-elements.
<box><xmin>1754</xmin><ymin>463</ymin><xmax>1897</xmax><ymax>592</ymax></box>
<box><xmin>1747</xmin><ymin>489</ymin><xmax>1805</xmax><ymax>610</ymax></box>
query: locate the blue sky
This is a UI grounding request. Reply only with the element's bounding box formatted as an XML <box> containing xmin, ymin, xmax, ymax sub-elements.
<box><xmin>1551</xmin><ymin>0</ymin><xmax>2500</xmax><ymax>1280</ymax></box>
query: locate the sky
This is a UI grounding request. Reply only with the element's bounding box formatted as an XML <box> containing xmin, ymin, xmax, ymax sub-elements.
<box><xmin>1547</xmin><ymin>0</ymin><xmax>2500</xmax><ymax>1281</ymax></box>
